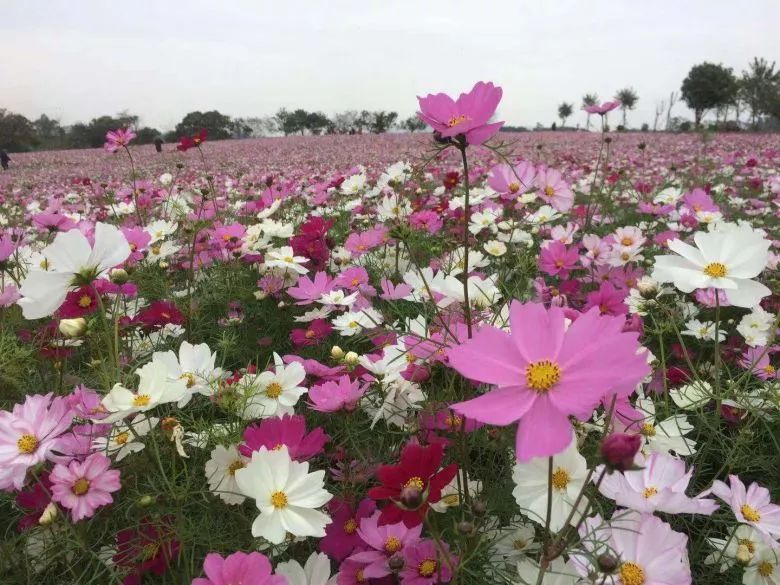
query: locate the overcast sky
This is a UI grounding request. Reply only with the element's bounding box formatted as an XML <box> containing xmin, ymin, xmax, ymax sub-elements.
<box><xmin>2</xmin><ymin>0</ymin><xmax>777</xmax><ymax>131</ymax></box>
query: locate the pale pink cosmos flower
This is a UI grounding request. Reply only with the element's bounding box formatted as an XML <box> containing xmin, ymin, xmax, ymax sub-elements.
<box><xmin>348</xmin><ymin>511</ymin><xmax>423</xmax><ymax>578</ymax></box>
<box><xmin>50</xmin><ymin>452</ymin><xmax>121</xmax><ymax>521</ymax></box>
<box><xmin>0</xmin><ymin>393</ymin><xmax>74</xmax><ymax>490</ymax></box>
<box><xmin>710</xmin><ymin>474</ymin><xmax>780</xmax><ymax>543</ymax></box>
<box><xmin>583</xmin><ymin>100</ymin><xmax>621</xmax><ymax>115</ymax></box>
<box><xmin>193</xmin><ymin>551</ymin><xmax>286</xmax><ymax>585</ymax></box>
<box><xmin>487</xmin><ymin>161</ymin><xmax>536</xmax><ymax>199</ymax></box>
<box><xmin>447</xmin><ymin>301</ymin><xmax>649</xmax><ymax>461</ymax></box>
<box><xmin>309</xmin><ymin>376</ymin><xmax>367</xmax><ymax>412</ymax></box>
<box><xmin>104</xmin><ymin>128</ymin><xmax>137</xmax><ymax>153</ymax></box>
<box><xmin>417</xmin><ymin>81</ymin><xmax>504</xmax><ymax>146</ymax></box>
<box><xmin>534</xmin><ymin>167</ymin><xmax>574</xmax><ymax>211</ymax></box>
<box><xmin>598</xmin><ymin>451</ymin><xmax>718</xmax><ymax>515</ymax></box>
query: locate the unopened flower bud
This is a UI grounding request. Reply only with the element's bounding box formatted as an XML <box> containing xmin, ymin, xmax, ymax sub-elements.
<box><xmin>330</xmin><ymin>346</ymin><xmax>345</xmax><ymax>360</ymax></box>
<box><xmin>138</xmin><ymin>495</ymin><xmax>155</xmax><ymax>507</ymax></box>
<box><xmin>39</xmin><ymin>502</ymin><xmax>58</xmax><ymax>525</ymax></box>
<box><xmin>457</xmin><ymin>521</ymin><xmax>475</xmax><ymax>535</ymax></box>
<box><xmin>471</xmin><ymin>499</ymin><xmax>487</xmax><ymax>516</ymax></box>
<box><xmin>388</xmin><ymin>556</ymin><xmax>405</xmax><ymax>571</ymax></box>
<box><xmin>344</xmin><ymin>351</ymin><xmax>359</xmax><ymax>366</ymax></box>
<box><xmin>736</xmin><ymin>544</ymin><xmax>753</xmax><ymax>565</ymax></box>
<box><xmin>600</xmin><ymin>432</ymin><xmax>642</xmax><ymax>472</ymax></box>
<box><xmin>59</xmin><ymin>317</ymin><xmax>87</xmax><ymax>338</ymax></box>
<box><xmin>399</xmin><ymin>485</ymin><xmax>424</xmax><ymax>510</ymax></box>
<box><xmin>597</xmin><ymin>553</ymin><xmax>618</xmax><ymax>573</ymax></box>
<box><xmin>110</xmin><ymin>268</ymin><xmax>129</xmax><ymax>284</ymax></box>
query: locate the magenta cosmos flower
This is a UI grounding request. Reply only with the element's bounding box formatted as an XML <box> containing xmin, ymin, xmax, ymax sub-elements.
<box><xmin>583</xmin><ymin>100</ymin><xmax>621</xmax><ymax>115</ymax></box>
<box><xmin>50</xmin><ymin>452</ymin><xmax>121</xmax><ymax>521</ymax></box>
<box><xmin>417</xmin><ymin>81</ymin><xmax>504</xmax><ymax>146</ymax></box>
<box><xmin>400</xmin><ymin>539</ymin><xmax>456</xmax><ymax>585</ymax></box>
<box><xmin>447</xmin><ymin>301</ymin><xmax>650</xmax><ymax>461</ymax></box>
<box><xmin>104</xmin><ymin>128</ymin><xmax>136</xmax><ymax>153</ymax></box>
<box><xmin>239</xmin><ymin>414</ymin><xmax>328</xmax><ymax>461</ymax></box>
<box><xmin>193</xmin><ymin>551</ymin><xmax>286</xmax><ymax>585</ymax></box>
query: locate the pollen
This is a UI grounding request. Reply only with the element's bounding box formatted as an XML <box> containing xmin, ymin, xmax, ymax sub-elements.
<box><xmin>525</xmin><ymin>360</ymin><xmax>561</xmax><ymax>392</ymax></box>
<box><xmin>741</xmin><ymin>504</ymin><xmax>761</xmax><ymax>522</ymax></box>
<box><xmin>17</xmin><ymin>434</ymin><xmax>39</xmax><ymax>454</ymax></box>
<box><xmin>266</xmin><ymin>382</ymin><xmax>283</xmax><ymax>399</ymax></box>
<box><xmin>133</xmin><ymin>394</ymin><xmax>152</xmax><ymax>407</ymax></box>
<box><xmin>447</xmin><ymin>114</ymin><xmax>467</xmax><ymax>128</ymax></box>
<box><xmin>228</xmin><ymin>460</ymin><xmax>245</xmax><ymax>476</ymax></box>
<box><xmin>404</xmin><ymin>476</ymin><xmax>425</xmax><ymax>490</ymax></box>
<box><xmin>619</xmin><ymin>561</ymin><xmax>646</xmax><ymax>585</ymax></box>
<box><xmin>442</xmin><ymin>494</ymin><xmax>460</xmax><ymax>506</ymax></box>
<box><xmin>759</xmin><ymin>561</ymin><xmax>774</xmax><ymax>577</ymax></box>
<box><xmin>305</xmin><ymin>329</ymin><xmax>316</xmax><ymax>339</ymax></box>
<box><xmin>445</xmin><ymin>414</ymin><xmax>463</xmax><ymax>430</ymax></box>
<box><xmin>703</xmin><ymin>262</ymin><xmax>727</xmax><ymax>278</ymax></box>
<box><xmin>115</xmin><ymin>431</ymin><xmax>130</xmax><ymax>445</ymax></box>
<box><xmin>640</xmin><ymin>423</ymin><xmax>656</xmax><ymax>437</ymax></box>
<box><xmin>180</xmin><ymin>372</ymin><xmax>197</xmax><ymax>388</ymax></box>
<box><xmin>544</xmin><ymin>186</ymin><xmax>555</xmax><ymax>197</ymax></box>
<box><xmin>72</xmin><ymin>478</ymin><xmax>90</xmax><ymax>496</ymax></box>
<box><xmin>78</xmin><ymin>294</ymin><xmax>93</xmax><ymax>308</ymax></box>
<box><xmin>418</xmin><ymin>559</ymin><xmax>438</xmax><ymax>577</ymax></box>
<box><xmin>620</xmin><ymin>237</ymin><xmax>634</xmax><ymax>246</ymax></box>
<box><xmin>385</xmin><ymin>536</ymin><xmax>402</xmax><ymax>553</ymax></box>
<box><xmin>271</xmin><ymin>490</ymin><xmax>288</xmax><ymax>508</ymax></box>
<box><xmin>343</xmin><ymin>518</ymin><xmax>358</xmax><ymax>534</ymax></box>
<box><xmin>643</xmin><ymin>487</ymin><xmax>658</xmax><ymax>498</ymax></box>
<box><xmin>509</xmin><ymin>182</ymin><xmax>520</xmax><ymax>193</ymax></box>
<box><xmin>551</xmin><ymin>467</ymin><xmax>570</xmax><ymax>491</ymax></box>
<box><xmin>355</xmin><ymin>569</ymin><xmax>366</xmax><ymax>583</ymax></box>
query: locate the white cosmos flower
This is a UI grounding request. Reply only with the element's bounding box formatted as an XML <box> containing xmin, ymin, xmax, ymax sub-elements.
<box><xmin>152</xmin><ymin>341</ymin><xmax>223</xmax><ymax>407</ymax></box>
<box><xmin>682</xmin><ymin>318</ymin><xmax>726</xmax><ymax>341</ymax></box>
<box><xmin>264</xmin><ymin>246</ymin><xmax>309</xmax><ymax>275</ymax></box>
<box><xmin>17</xmin><ymin>223</ymin><xmax>131</xmax><ymax>319</ymax></box>
<box><xmin>204</xmin><ymin>444</ymin><xmax>249</xmax><ymax>505</ymax></box>
<box><xmin>145</xmin><ymin>220</ymin><xmax>178</xmax><ymax>243</ymax></box>
<box><xmin>240</xmin><ymin>354</ymin><xmax>307</xmax><ymax>419</ymax></box>
<box><xmin>234</xmin><ymin>446</ymin><xmax>332</xmax><ymax>544</ymax></box>
<box><xmin>487</xmin><ymin>518</ymin><xmax>538</xmax><ymax>563</ymax></box>
<box><xmin>93</xmin><ymin>416</ymin><xmax>158</xmax><ymax>461</ymax></box>
<box><xmin>484</xmin><ymin>240</ymin><xmax>507</xmax><ymax>257</ymax></box>
<box><xmin>430</xmin><ymin>470</ymin><xmax>482</xmax><ymax>513</ymax></box>
<box><xmin>145</xmin><ymin>240</ymin><xmax>181</xmax><ymax>264</ymax></box>
<box><xmin>652</xmin><ymin>229</ymin><xmax>771</xmax><ymax>308</ymax></box>
<box><xmin>705</xmin><ymin>525</ymin><xmax>764</xmax><ymax>573</ymax></box>
<box><xmin>318</xmin><ymin>289</ymin><xmax>358</xmax><ymax>307</ymax></box>
<box><xmin>276</xmin><ymin>552</ymin><xmax>337</xmax><ymax>585</ymax></box>
<box><xmin>512</xmin><ymin>438</ymin><xmax>588</xmax><ymax>532</ymax></box>
<box><xmin>101</xmin><ymin>361</ymin><xmax>188</xmax><ymax>422</ymax></box>
<box><xmin>635</xmin><ymin>398</ymin><xmax>697</xmax><ymax>456</ymax></box>
<box><xmin>331</xmin><ymin>307</ymin><xmax>384</xmax><ymax>337</ymax></box>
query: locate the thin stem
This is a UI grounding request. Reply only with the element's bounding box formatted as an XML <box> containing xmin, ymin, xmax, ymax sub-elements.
<box><xmin>458</xmin><ymin>145</ymin><xmax>473</xmax><ymax>338</ymax></box>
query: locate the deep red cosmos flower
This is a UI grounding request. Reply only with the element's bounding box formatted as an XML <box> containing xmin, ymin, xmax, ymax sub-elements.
<box><xmin>132</xmin><ymin>300</ymin><xmax>184</xmax><ymax>330</ymax></box>
<box><xmin>368</xmin><ymin>442</ymin><xmax>458</xmax><ymax>527</ymax></box>
<box><xmin>113</xmin><ymin>516</ymin><xmax>180</xmax><ymax>585</ymax></box>
<box><xmin>177</xmin><ymin>129</ymin><xmax>208</xmax><ymax>152</ymax></box>
<box><xmin>290</xmin><ymin>318</ymin><xmax>333</xmax><ymax>348</ymax></box>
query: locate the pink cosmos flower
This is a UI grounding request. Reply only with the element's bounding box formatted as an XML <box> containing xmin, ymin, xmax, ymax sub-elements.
<box><xmin>49</xmin><ymin>452</ymin><xmax>121</xmax><ymax>521</ymax></box>
<box><xmin>417</xmin><ymin>81</ymin><xmax>504</xmax><ymax>146</ymax></box>
<box><xmin>309</xmin><ymin>375</ymin><xmax>367</xmax><ymax>412</ymax></box>
<box><xmin>539</xmin><ymin>241</ymin><xmax>579</xmax><ymax>278</ymax></box>
<box><xmin>488</xmin><ymin>161</ymin><xmax>536</xmax><ymax>199</ymax></box>
<box><xmin>534</xmin><ymin>167</ymin><xmax>574</xmax><ymax>211</ymax></box>
<box><xmin>682</xmin><ymin>188</ymin><xmax>718</xmax><ymax>213</ymax></box>
<box><xmin>598</xmin><ymin>451</ymin><xmax>718</xmax><ymax>515</ymax></box>
<box><xmin>290</xmin><ymin>319</ymin><xmax>333</xmax><ymax>348</ymax></box>
<box><xmin>583</xmin><ymin>100</ymin><xmax>621</xmax><ymax>115</ymax></box>
<box><xmin>740</xmin><ymin>347</ymin><xmax>778</xmax><ymax>380</ymax></box>
<box><xmin>400</xmin><ymin>539</ymin><xmax>456</xmax><ymax>585</ymax></box>
<box><xmin>349</xmin><ymin>511</ymin><xmax>423</xmax><ymax>578</ymax></box>
<box><xmin>583</xmin><ymin>281</ymin><xmax>628</xmax><ymax>316</ymax></box>
<box><xmin>239</xmin><ymin>414</ymin><xmax>328</xmax><ymax>461</ymax></box>
<box><xmin>287</xmin><ymin>271</ymin><xmax>334</xmax><ymax>305</ymax></box>
<box><xmin>192</xmin><ymin>551</ymin><xmax>286</xmax><ymax>585</ymax></box>
<box><xmin>710</xmin><ymin>474</ymin><xmax>780</xmax><ymax>543</ymax></box>
<box><xmin>319</xmin><ymin>497</ymin><xmax>377</xmax><ymax>561</ymax></box>
<box><xmin>0</xmin><ymin>393</ymin><xmax>74</xmax><ymax>490</ymax></box>
<box><xmin>447</xmin><ymin>301</ymin><xmax>649</xmax><ymax>460</ymax></box>
<box><xmin>104</xmin><ymin>128</ymin><xmax>137</xmax><ymax>153</ymax></box>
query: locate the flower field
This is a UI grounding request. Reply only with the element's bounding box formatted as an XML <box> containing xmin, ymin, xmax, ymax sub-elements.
<box><xmin>1</xmin><ymin>84</ymin><xmax>779</xmax><ymax>585</ymax></box>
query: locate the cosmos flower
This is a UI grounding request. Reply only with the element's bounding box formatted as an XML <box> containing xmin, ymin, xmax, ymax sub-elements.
<box><xmin>104</xmin><ymin>128</ymin><xmax>136</xmax><ymax>153</ymax></box>
<box><xmin>192</xmin><ymin>551</ymin><xmax>286</xmax><ymax>585</ymax></box>
<box><xmin>710</xmin><ymin>475</ymin><xmax>780</xmax><ymax>543</ymax></box>
<box><xmin>318</xmin><ymin>497</ymin><xmax>376</xmax><ymax>561</ymax></box>
<box><xmin>239</xmin><ymin>414</ymin><xmax>328</xmax><ymax>461</ymax></box>
<box><xmin>205</xmin><ymin>444</ymin><xmax>249</xmax><ymax>505</ymax></box>
<box><xmin>49</xmin><ymin>452</ymin><xmax>121</xmax><ymax>521</ymax></box>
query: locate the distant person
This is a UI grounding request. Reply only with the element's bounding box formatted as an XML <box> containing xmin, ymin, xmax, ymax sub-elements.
<box><xmin>0</xmin><ymin>149</ymin><xmax>10</xmax><ymax>171</ymax></box>
<box><xmin>154</xmin><ymin>137</ymin><xmax>164</xmax><ymax>153</ymax></box>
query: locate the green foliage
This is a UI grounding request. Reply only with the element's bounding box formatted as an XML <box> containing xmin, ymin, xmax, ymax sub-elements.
<box><xmin>173</xmin><ymin>110</ymin><xmax>234</xmax><ymax>141</ymax></box>
<box><xmin>681</xmin><ymin>62</ymin><xmax>739</xmax><ymax>126</ymax></box>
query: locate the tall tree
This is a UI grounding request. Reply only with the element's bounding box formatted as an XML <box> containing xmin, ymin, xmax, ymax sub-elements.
<box><xmin>402</xmin><ymin>116</ymin><xmax>427</xmax><ymax>133</ymax></box>
<box><xmin>614</xmin><ymin>88</ymin><xmax>639</xmax><ymax>127</ymax></box>
<box><xmin>0</xmin><ymin>109</ymin><xmax>36</xmax><ymax>151</ymax></box>
<box><xmin>740</xmin><ymin>57</ymin><xmax>780</xmax><ymax>127</ymax></box>
<box><xmin>304</xmin><ymin>112</ymin><xmax>331</xmax><ymax>135</ymax></box>
<box><xmin>557</xmin><ymin>102</ymin><xmax>574</xmax><ymax>128</ymax></box>
<box><xmin>174</xmin><ymin>110</ymin><xmax>233</xmax><ymax>140</ymax></box>
<box><xmin>369</xmin><ymin>111</ymin><xmax>398</xmax><ymax>133</ymax></box>
<box><xmin>582</xmin><ymin>93</ymin><xmax>598</xmax><ymax>130</ymax></box>
<box><xmin>680</xmin><ymin>62</ymin><xmax>738</xmax><ymax>127</ymax></box>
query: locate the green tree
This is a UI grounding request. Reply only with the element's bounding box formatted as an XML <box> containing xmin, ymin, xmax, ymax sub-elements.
<box><xmin>135</xmin><ymin>127</ymin><xmax>162</xmax><ymax>144</ymax></box>
<box><xmin>304</xmin><ymin>112</ymin><xmax>331</xmax><ymax>135</ymax></box>
<box><xmin>740</xmin><ymin>57</ymin><xmax>780</xmax><ymax>127</ymax></box>
<box><xmin>369</xmin><ymin>111</ymin><xmax>398</xmax><ymax>133</ymax></box>
<box><xmin>32</xmin><ymin>114</ymin><xmax>65</xmax><ymax>148</ymax></box>
<box><xmin>0</xmin><ymin>109</ymin><xmax>36</xmax><ymax>151</ymax></box>
<box><xmin>582</xmin><ymin>93</ymin><xmax>598</xmax><ymax>130</ymax></box>
<box><xmin>174</xmin><ymin>110</ymin><xmax>233</xmax><ymax>140</ymax></box>
<box><xmin>66</xmin><ymin>112</ymin><xmax>139</xmax><ymax>148</ymax></box>
<box><xmin>557</xmin><ymin>102</ymin><xmax>574</xmax><ymax>128</ymax></box>
<box><xmin>614</xmin><ymin>88</ymin><xmax>639</xmax><ymax>127</ymax></box>
<box><xmin>680</xmin><ymin>62</ymin><xmax>738</xmax><ymax>127</ymax></box>
<box><xmin>402</xmin><ymin>115</ymin><xmax>427</xmax><ymax>133</ymax></box>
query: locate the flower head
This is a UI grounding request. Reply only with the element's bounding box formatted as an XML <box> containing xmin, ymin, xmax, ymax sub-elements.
<box><xmin>192</xmin><ymin>551</ymin><xmax>286</xmax><ymax>585</ymax></box>
<box><xmin>50</xmin><ymin>452</ymin><xmax>121</xmax><ymax>521</ymax></box>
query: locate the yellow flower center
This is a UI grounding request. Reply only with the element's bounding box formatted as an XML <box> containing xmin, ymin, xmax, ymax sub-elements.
<box><xmin>283</xmin><ymin>256</ymin><xmax>294</xmax><ymax>263</ymax></box>
<box><xmin>738</xmin><ymin>538</ymin><xmax>756</xmax><ymax>554</ymax></box>
<box><xmin>447</xmin><ymin>115</ymin><xmax>468</xmax><ymax>128</ymax></box>
<box><xmin>703</xmin><ymin>262</ymin><xmax>727</xmax><ymax>278</ymax></box>
<box><xmin>442</xmin><ymin>494</ymin><xmax>460</xmax><ymax>506</ymax></box>
<box><xmin>640</xmin><ymin>423</ymin><xmax>656</xmax><ymax>437</ymax></box>
<box><xmin>133</xmin><ymin>394</ymin><xmax>152</xmax><ymax>407</ymax></box>
<box><xmin>265</xmin><ymin>382</ymin><xmax>283</xmax><ymax>399</ymax></box>
<box><xmin>544</xmin><ymin>186</ymin><xmax>555</xmax><ymax>197</ymax></box>
<box><xmin>179</xmin><ymin>372</ymin><xmax>197</xmax><ymax>388</ymax></box>
<box><xmin>643</xmin><ymin>487</ymin><xmax>658</xmax><ymax>499</ymax></box>
<box><xmin>343</xmin><ymin>518</ymin><xmax>358</xmax><ymax>534</ymax></box>
<box><xmin>305</xmin><ymin>329</ymin><xmax>316</xmax><ymax>339</ymax></box>
<box><xmin>513</xmin><ymin>538</ymin><xmax>528</xmax><ymax>550</ymax></box>
<box><xmin>72</xmin><ymin>478</ymin><xmax>90</xmax><ymax>495</ymax></box>
<box><xmin>17</xmin><ymin>434</ymin><xmax>39</xmax><ymax>454</ymax></box>
<box><xmin>741</xmin><ymin>504</ymin><xmax>761</xmax><ymax>522</ymax></box>
<box><xmin>418</xmin><ymin>559</ymin><xmax>438</xmax><ymax>577</ymax></box>
<box><xmin>404</xmin><ymin>476</ymin><xmax>425</xmax><ymax>490</ymax></box>
<box><xmin>509</xmin><ymin>182</ymin><xmax>520</xmax><ymax>193</ymax></box>
<box><xmin>525</xmin><ymin>360</ymin><xmax>561</xmax><ymax>392</ymax></box>
<box><xmin>759</xmin><ymin>561</ymin><xmax>774</xmax><ymax>577</ymax></box>
<box><xmin>551</xmin><ymin>467</ymin><xmax>570</xmax><ymax>491</ymax></box>
<box><xmin>356</xmin><ymin>569</ymin><xmax>366</xmax><ymax>583</ymax></box>
<box><xmin>619</xmin><ymin>561</ymin><xmax>646</xmax><ymax>585</ymax></box>
<box><xmin>385</xmin><ymin>536</ymin><xmax>402</xmax><ymax>553</ymax></box>
<box><xmin>445</xmin><ymin>415</ymin><xmax>463</xmax><ymax>430</ymax></box>
<box><xmin>228</xmin><ymin>460</ymin><xmax>245</xmax><ymax>476</ymax></box>
<box><xmin>271</xmin><ymin>491</ymin><xmax>288</xmax><ymax>508</ymax></box>
<box><xmin>115</xmin><ymin>431</ymin><xmax>130</xmax><ymax>445</ymax></box>
<box><xmin>78</xmin><ymin>294</ymin><xmax>92</xmax><ymax>308</ymax></box>
<box><xmin>621</xmin><ymin>237</ymin><xmax>634</xmax><ymax>246</ymax></box>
